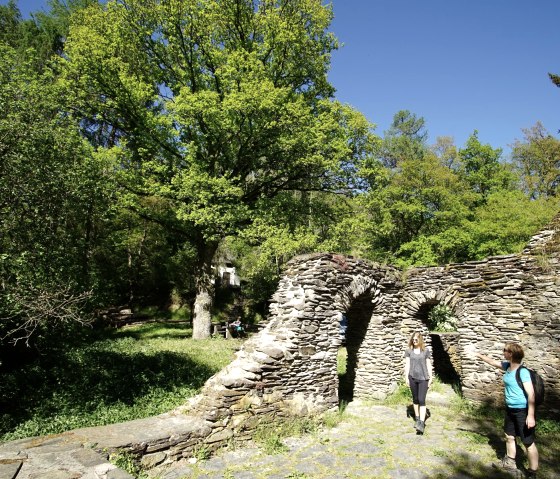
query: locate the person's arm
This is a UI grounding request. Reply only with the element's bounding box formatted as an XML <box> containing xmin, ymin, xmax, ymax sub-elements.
<box><xmin>475</xmin><ymin>352</ymin><xmax>502</xmax><ymax>370</ymax></box>
<box><xmin>404</xmin><ymin>357</ymin><xmax>410</xmax><ymax>386</ymax></box>
<box><xmin>426</xmin><ymin>357</ymin><xmax>433</xmax><ymax>387</ymax></box>
<box><xmin>522</xmin><ymin>377</ymin><xmax>536</xmax><ymax>428</ymax></box>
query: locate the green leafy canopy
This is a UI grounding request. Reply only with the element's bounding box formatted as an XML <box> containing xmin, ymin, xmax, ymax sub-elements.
<box><xmin>61</xmin><ymin>0</ymin><xmax>376</xmax><ymax>243</ymax></box>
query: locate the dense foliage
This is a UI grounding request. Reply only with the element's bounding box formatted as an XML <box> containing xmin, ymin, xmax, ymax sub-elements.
<box><xmin>1</xmin><ymin>0</ymin><xmax>559</xmax><ymax>346</ymax></box>
<box><xmin>59</xmin><ymin>0</ymin><xmax>375</xmax><ymax>338</ymax></box>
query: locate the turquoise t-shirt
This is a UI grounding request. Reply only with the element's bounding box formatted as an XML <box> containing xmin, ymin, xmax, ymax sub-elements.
<box><xmin>502</xmin><ymin>362</ymin><xmax>531</xmax><ymax>408</ymax></box>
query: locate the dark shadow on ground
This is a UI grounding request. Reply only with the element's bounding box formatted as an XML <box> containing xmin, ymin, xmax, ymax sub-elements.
<box><xmin>436</xmin><ymin>399</ymin><xmax>560</xmax><ymax>479</ymax></box>
<box><xmin>338</xmin><ymin>292</ymin><xmax>376</xmax><ymax>404</ymax></box>
<box><xmin>406</xmin><ymin>404</ymin><xmax>432</xmax><ymax>420</ymax></box>
<box><xmin>424</xmin><ymin>451</ymin><xmax>527</xmax><ymax>479</ymax></box>
<box><xmin>0</xmin><ymin>342</ymin><xmax>217</xmax><ymax>438</ymax></box>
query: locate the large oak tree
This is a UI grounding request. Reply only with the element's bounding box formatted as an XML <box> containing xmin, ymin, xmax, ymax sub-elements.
<box><xmin>61</xmin><ymin>0</ymin><xmax>375</xmax><ymax>338</ymax></box>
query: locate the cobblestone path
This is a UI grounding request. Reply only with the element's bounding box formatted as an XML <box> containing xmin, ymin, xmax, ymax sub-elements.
<box><xmin>152</xmin><ymin>385</ymin><xmax>558</xmax><ymax>479</ymax></box>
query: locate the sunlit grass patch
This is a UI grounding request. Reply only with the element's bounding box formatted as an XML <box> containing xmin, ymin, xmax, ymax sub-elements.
<box><xmin>1</xmin><ymin>322</ymin><xmax>242</xmax><ymax>441</ymax></box>
<box><xmin>381</xmin><ymin>381</ymin><xmax>412</xmax><ymax>406</ymax></box>
<box><xmin>432</xmin><ymin>448</ymin><xmax>449</xmax><ymax>458</ymax></box>
<box><xmin>253</xmin><ymin>415</ymin><xmax>324</xmax><ymax>455</ymax></box>
<box><xmin>337</xmin><ymin>346</ymin><xmax>347</xmax><ymax>376</ymax></box>
<box><xmin>321</xmin><ymin>404</ymin><xmax>347</xmax><ymax>429</ymax></box>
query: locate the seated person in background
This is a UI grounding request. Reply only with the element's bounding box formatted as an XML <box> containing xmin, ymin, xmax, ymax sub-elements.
<box><xmin>230</xmin><ymin>318</ymin><xmax>245</xmax><ymax>337</ymax></box>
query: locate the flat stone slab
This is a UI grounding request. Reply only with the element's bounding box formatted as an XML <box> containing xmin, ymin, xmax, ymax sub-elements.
<box><xmin>0</xmin><ymin>461</ymin><xmax>23</xmax><ymax>479</ymax></box>
<box><xmin>0</xmin><ymin>409</ymin><xmax>212</xmax><ymax>479</ymax></box>
<box><xmin>71</xmin><ymin>412</ymin><xmax>209</xmax><ymax>450</ymax></box>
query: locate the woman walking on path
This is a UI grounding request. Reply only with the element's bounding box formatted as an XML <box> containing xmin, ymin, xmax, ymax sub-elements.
<box><xmin>475</xmin><ymin>343</ymin><xmax>539</xmax><ymax>479</ymax></box>
<box><xmin>404</xmin><ymin>331</ymin><xmax>433</xmax><ymax>434</ymax></box>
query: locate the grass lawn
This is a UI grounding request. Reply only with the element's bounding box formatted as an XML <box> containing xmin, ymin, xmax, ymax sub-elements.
<box><xmin>0</xmin><ymin>322</ymin><xmax>243</xmax><ymax>441</ymax></box>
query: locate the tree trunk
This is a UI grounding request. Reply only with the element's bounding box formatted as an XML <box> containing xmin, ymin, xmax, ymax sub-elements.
<box><xmin>192</xmin><ymin>241</ymin><xmax>218</xmax><ymax>339</ymax></box>
<box><xmin>192</xmin><ymin>281</ymin><xmax>214</xmax><ymax>339</ymax></box>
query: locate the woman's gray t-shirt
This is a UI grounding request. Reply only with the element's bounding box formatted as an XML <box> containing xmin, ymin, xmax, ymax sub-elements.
<box><xmin>405</xmin><ymin>348</ymin><xmax>432</xmax><ymax>380</ymax></box>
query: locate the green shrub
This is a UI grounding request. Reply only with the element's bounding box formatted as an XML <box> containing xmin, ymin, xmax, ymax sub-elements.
<box><xmin>254</xmin><ymin>425</ymin><xmax>289</xmax><ymax>455</ymax></box>
<box><xmin>321</xmin><ymin>403</ymin><xmax>347</xmax><ymax>429</ymax></box>
<box><xmin>427</xmin><ymin>304</ymin><xmax>457</xmax><ymax>332</ymax></box>
<box><xmin>109</xmin><ymin>451</ymin><xmax>146</xmax><ymax>478</ymax></box>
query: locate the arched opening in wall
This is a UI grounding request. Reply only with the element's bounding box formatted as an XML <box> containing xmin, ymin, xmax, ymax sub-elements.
<box><xmin>415</xmin><ymin>301</ymin><xmax>461</xmax><ymax>389</ymax></box>
<box><xmin>338</xmin><ymin>292</ymin><xmax>376</xmax><ymax>403</ymax></box>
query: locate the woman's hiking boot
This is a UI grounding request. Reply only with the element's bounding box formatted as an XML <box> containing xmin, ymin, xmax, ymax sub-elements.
<box><xmin>415</xmin><ymin>420</ymin><xmax>425</xmax><ymax>434</ymax></box>
<box><xmin>413</xmin><ymin>416</ymin><xmax>420</xmax><ymax>429</ymax></box>
<box><xmin>525</xmin><ymin>469</ymin><xmax>538</xmax><ymax>479</ymax></box>
<box><xmin>492</xmin><ymin>455</ymin><xmax>523</xmax><ymax>478</ymax></box>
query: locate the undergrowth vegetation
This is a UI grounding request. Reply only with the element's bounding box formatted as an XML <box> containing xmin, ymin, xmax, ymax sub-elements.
<box><xmin>2</xmin><ymin>327</ymin><xmax>559</xmax><ymax>479</ymax></box>
<box><xmin>0</xmin><ymin>322</ymin><xmax>242</xmax><ymax>441</ymax></box>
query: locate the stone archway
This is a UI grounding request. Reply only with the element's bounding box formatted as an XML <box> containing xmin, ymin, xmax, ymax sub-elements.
<box><xmin>412</xmin><ymin>299</ymin><xmax>462</xmax><ymax>387</ymax></box>
<box><xmin>429</xmin><ymin>333</ymin><xmax>461</xmax><ymax>386</ymax></box>
<box><xmin>399</xmin><ymin>290</ymin><xmax>464</xmax><ymax>389</ymax></box>
<box><xmin>334</xmin><ymin>272</ymin><xmax>384</xmax><ymax>403</ymax></box>
<box><xmin>338</xmin><ymin>291</ymin><xmax>378</xmax><ymax>402</ymax></box>
<box><xmin>182</xmin><ymin>255</ymin><xmax>400</xmax><ymax>427</ymax></box>
<box><xmin>31</xmin><ymin>216</ymin><xmax>559</xmax><ymax>470</ymax></box>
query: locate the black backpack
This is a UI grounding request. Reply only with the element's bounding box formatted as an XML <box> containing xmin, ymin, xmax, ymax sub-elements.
<box><xmin>515</xmin><ymin>365</ymin><xmax>545</xmax><ymax>406</ymax></box>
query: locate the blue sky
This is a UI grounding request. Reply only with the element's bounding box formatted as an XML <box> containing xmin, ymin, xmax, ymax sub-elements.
<box><xmin>328</xmin><ymin>0</ymin><xmax>560</xmax><ymax>154</ymax></box>
<box><xmin>11</xmin><ymin>0</ymin><xmax>560</xmax><ymax>155</ymax></box>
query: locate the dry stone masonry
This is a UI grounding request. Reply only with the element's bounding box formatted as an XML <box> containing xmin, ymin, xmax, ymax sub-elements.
<box><xmin>172</xmin><ymin>215</ymin><xmax>560</xmax><ymax>466</ymax></box>
<box><xmin>2</xmin><ymin>217</ymin><xmax>559</xmax><ymax>477</ymax></box>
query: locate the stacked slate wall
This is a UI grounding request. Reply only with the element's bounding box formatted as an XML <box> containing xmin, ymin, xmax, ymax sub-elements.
<box><xmin>170</xmin><ymin>217</ymin><xmax>560</xmax><ymax>466</ymax></box>
<box><xmin>366</xmin><ymin>217</ymin><xmax>560</xmax><ymax>408</ymax></box>
<box><xmin>183</xmin><ymin>254</ymin><xmax>401</xmax><ymax>439</ymax></box>
<box><xmin>60</xmin><ymin>217</ymin><xmax>560</xmax><ymax>469</ymax></box>
<box><xmin>399</xmin><ymin>253</ymin><xmax>560</xmax><ymax>407</ymax></box>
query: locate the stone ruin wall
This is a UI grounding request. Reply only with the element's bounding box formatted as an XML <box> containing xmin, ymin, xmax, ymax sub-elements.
<box><xmin>179</xmin><ymin>216</ymin><xmax>560</xmax><ymax>456</ymax></box>
<box><xmin>348</xmin><ymin>218</ymin><xmax>560</xmax><ymax>407</ymax></box>
<box><xmin>181</xmin><ymin>255</ymin><xmax>401</xmax><ymax>446</ymax></box>
<box><xmin>398</xmin><ymin>252</ymin><xmax>560</xmax><ymax>406</ymax></box>
<box><xmin>61</xmin><ymin>217</ymin><xmax>560</xmax><ymax>470</ymax></box>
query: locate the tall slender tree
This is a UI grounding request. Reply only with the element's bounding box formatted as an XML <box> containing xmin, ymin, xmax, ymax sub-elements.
<box><xmin>378</xmin><ymin>110</ymin><xmax>428</xmax><ymax>168</ymax></box>
<box><xmin>458</xmin><ymin>131</ymin><xmax>516</xmax><ymax>203</ymax></box>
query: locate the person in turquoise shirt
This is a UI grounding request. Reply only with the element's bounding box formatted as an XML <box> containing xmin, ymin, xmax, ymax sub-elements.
<box><xmin>476</xmin><ymin>343</ymin><xmax>539</xmax><ymax>479</ymax></box>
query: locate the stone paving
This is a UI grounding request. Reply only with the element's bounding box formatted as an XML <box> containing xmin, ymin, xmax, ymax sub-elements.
<box><xmin>0</xmin><ymin>433</ymin><xmax>134</xmax><ymax>479</ymax></box>
<box><xmin>2</xmin><ymin>385</ymin><xmax>558</xmax><ymax>479</ymax></box>
<box><xmin>150</xmin><ymin>386</ymin><xmax>559</xmax><ymax>479</ymax></box>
